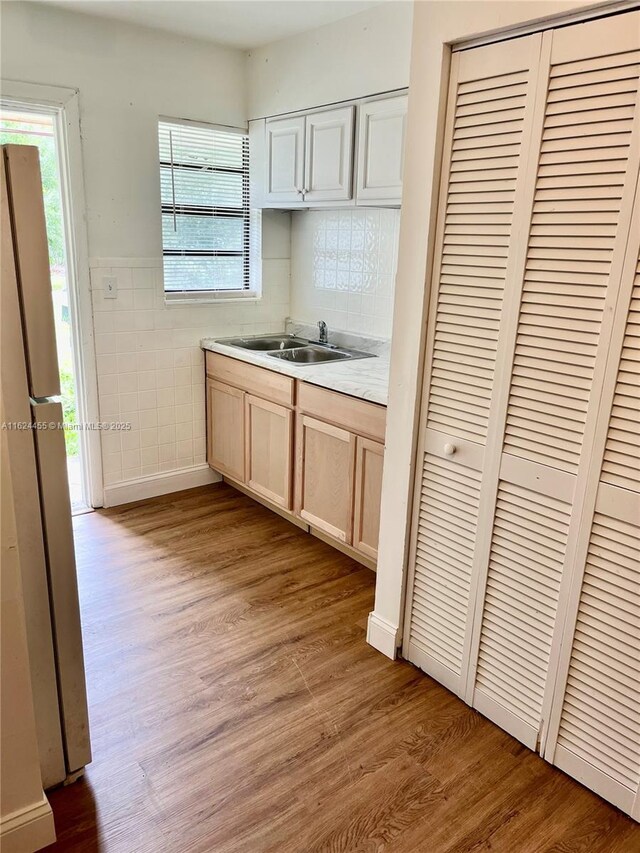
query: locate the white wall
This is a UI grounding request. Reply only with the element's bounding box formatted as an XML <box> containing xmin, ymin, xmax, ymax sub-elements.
<box><xmin>1</xmin><ymin>1</ymin><xmax>247</xmax><ymax>258</ymax></box>
<box><xmin>369</xmin><ymin>0</ymin><xmax>611</xmax><ymax>659</ymax></box>
<box><xmin>1</xmin><ymin>2</ymin><xmax>291</xmax><ymax>503</ymax></box>
<box><xmin>290</xmin><ymin>208</ymin><xmax>399</xmax><ymax>338</ymax></box>
<box><xmin>247</xmin><ymin>2</ymin><xmax>413</xmax><ymax>119</ymax></box>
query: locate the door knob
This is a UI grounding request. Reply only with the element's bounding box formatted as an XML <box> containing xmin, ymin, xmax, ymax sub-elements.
<box><xmin>444</xmin><ymin>443</ymin><xmax>456</xmax><ymax>456</ymax></box>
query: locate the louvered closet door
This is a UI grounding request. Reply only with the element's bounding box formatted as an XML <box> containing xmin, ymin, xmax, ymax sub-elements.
<box><xmin>403</xmin><ymin>34</ymin><xmax>544</xmax><ymax>696</ymax></box>
<box><xmin>543</xmin><ymin>167</ymin><xmax>640</xmax><ymax>819</ymax></box>
<box><xmin>463</xmin><ymin>13</ymin><xmax>640</xmax><ymax>752</ymax></box>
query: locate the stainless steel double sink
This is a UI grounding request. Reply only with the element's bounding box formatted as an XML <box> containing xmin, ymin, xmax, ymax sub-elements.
<box><xmin>217</xmin><ymin>334</ymin><xmax>374</xmax><ymax>365</ymax></box>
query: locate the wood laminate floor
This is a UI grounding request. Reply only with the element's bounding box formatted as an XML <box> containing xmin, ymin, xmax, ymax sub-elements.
<box><xmin>45</xmin><ymin>484</ymin><xmax>639</xmax><ymax>853</ymax></box>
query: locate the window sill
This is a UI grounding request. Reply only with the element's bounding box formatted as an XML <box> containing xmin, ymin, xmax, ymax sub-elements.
<box><xmin>164</xmin><ymin>292</ymin><xmax>262</xmax><ymax>306</ymax></box>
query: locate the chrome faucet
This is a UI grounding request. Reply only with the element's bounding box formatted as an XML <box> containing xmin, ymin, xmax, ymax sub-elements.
<box><xmin>318</xmin><ymin>320</ymin><xmax>328</xmax><ymax>345</ymax></box>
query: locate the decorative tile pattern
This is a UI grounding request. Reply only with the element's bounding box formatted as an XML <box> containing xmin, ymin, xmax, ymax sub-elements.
<box><xmin>291</xmin><ymin>209</ymin><xmax>400</xmax><ymax>338</ymax></box>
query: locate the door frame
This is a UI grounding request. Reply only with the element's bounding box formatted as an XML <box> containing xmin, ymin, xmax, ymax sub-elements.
<box><xmin>1</xmin><ymin>80</ymin><xmax>103</xmax><ymax>507</ymax></box>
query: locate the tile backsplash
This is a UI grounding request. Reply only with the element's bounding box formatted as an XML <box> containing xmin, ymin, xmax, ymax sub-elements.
<box><xmin>290</xmin><ymin>208</ymin><xmax>400</xmax><ymax>339</ymax></box>
<box><xmin>91</xmin><ymin>252</ymin><xmax>289</xmax><ymax>490</ymax></box>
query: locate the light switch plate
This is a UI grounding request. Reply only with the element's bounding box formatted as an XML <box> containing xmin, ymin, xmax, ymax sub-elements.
<box><xmin>103</xmin><ymin>275</ymin><xmax>117</xmax><ymax>299</ymax></box>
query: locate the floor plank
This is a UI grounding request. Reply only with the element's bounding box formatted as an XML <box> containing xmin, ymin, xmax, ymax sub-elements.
<box><xmin>44</xmin><ymin>483</ymin><xmax>639</xmax><ymax>853</ymax></box>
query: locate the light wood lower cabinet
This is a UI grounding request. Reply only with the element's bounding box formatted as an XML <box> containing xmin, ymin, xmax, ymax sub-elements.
<box><xmin>245</xmin><ymin>394</ymin><xmax>293</xmax><ymax>509</ymax></box>
<box><xmin>205</xmin><ymin>352</ymin><xmax>386</xmax><ymax>567</ymax></box>
<box><xmin>353</xmin><ymin>437</ymin><xmax>384</xmax><ymax>559</ymax></box>
<box><xmin>295</xmin><ymin>415</ymin><xmax>356</xmax><ymax>543</ymax></box>
<box><xmin>206</xmin><ymin>379</ymin><xmax>245</xmax><ymax>482</ymax></box>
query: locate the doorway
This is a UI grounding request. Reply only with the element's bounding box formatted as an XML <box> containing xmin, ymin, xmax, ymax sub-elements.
<box><xmin>0</xmin><ymin>107</ymin><xmax>90</xmax><ymax>512</ymax></box>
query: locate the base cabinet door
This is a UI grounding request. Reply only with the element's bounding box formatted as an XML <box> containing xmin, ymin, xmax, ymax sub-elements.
<box><xmin>245</xmin><ymin>394</ymin><xmax>293</xmax><ymax>509</ymax></box>
<box><xmin>353</xmin><ymin>437</ymin><xmax>384</xmax><ymax>560</ymax></box>
<box><xmin>295</xmin><ymin>414</ymin><xmax>356</xmax><ymax>542</ymax></box>
<box><xmin>206</xmin><ymin>379</ymin><xmax>245</xmax><ymax>481</ymax></box>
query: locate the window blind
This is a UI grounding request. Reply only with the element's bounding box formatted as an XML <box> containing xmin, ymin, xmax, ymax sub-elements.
<box><xmin>158</xmin><ymin>120</ymin><xmax>250</xmax><ymax>295</ymax></box>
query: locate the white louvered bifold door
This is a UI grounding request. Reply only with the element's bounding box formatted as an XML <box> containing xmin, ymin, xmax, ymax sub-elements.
<box><xmin>403</xmin><ymin>35</ymin><xmax>544</xmax><ymax>697</ymax></box>
<box><xmin>463</xmin><ymin>12</ymin><xmax>640</xmax><ymax>753</ymax></box>
<box><xmin>405</xmin><ymin>10</ymin><xmax>640</xmax><ymax>816</ymax></box>
<box><xmin>543</xmin><ymin>161</ymin><xmax>640</xmax><ymax>819</ymax></box>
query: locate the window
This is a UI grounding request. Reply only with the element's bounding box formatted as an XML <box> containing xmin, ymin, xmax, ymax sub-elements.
<box><xmin>158</xmin><ymin>118</ymin><xmax>257</xmax><ymax>300</ymax></box>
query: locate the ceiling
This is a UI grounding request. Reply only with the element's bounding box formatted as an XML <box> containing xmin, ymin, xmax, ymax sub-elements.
<box><xmin>41</xmin><ymin>1</ymin><xmax>385</xmax><ymax>49</ymax></box>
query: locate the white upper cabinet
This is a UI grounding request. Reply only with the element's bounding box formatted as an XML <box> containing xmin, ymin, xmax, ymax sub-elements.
<box><xmin>356</xmin><ymin>94</ymin><xmax>408</xmax><ymax>205</ymax></box>
<box><xmin>303</xmin><ymin>106</ymin><xmax>355</xmax><ymax>202</ymax></box>
<box><xmin>259</xmin><ymin>93</ymin><xmax>406</xmax><ymax>209</ymax></box>
<box><xmin>264</xmin><ymin>115</ymin><xmax>305</xmax><ymax>204</ymax></box>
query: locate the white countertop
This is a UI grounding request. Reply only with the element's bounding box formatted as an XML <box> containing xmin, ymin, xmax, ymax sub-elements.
<box><xmin>201</xmin><ymin>337</ymin><xmax>390</xmax><ymax>406</ymax></box>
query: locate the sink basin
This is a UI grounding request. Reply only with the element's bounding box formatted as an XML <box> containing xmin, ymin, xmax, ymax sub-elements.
<box><xmin>218</xmin><ymin>335</ymin><xmax>308</xmax><ymax>351</ymax></box>
<box><xmin>215</xmin><ymin>334</ymin><xmax>375</xmax><ymax>365</ymax></box>
<box><xmin>266</xmin><ymin>345</ymin><xmax>374</xmax><ymax>365</ymax></box>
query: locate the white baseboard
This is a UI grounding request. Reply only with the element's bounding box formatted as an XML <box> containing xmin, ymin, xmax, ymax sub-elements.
<box><xmin>103</xmin><ymin>464</ymin><xmax>221</xmax><ymax>507</ymax></box>
<box><xmin>0</xmin><ymin>794</ymin><xmax>56</xmax><ymax>853</ymax></box>
<box><xmin>366</xmin><ymin>611</ymin><xmax>399</xmax><ymax>660</ymax></box>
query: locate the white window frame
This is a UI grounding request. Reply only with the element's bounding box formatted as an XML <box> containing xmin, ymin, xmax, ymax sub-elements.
<box><xmin>158</xmin><ymin>116</ymin><xmax>261</xmax><ymax>305</ymax></box>
<box><xmin>1</xmin><ymin>80</ymin><xmax>104</xmax><ymax>507</ymax></box>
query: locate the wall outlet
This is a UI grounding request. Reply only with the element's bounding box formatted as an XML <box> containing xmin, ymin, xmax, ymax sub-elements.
<box><xmin>103</xmin><ymin>275</ymin><xmax>118</xmax><ymax>299</ymax></box>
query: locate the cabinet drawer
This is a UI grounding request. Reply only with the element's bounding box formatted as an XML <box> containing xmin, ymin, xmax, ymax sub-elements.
<box><xmin>205</xmin><ymin>352</ymin><xmax>294</xmax><ymax>407</ymax></box>
<box><xmin>297</xmin><ymin>382</ymin><xmax>386</xmax><ymax>442</ymax></box>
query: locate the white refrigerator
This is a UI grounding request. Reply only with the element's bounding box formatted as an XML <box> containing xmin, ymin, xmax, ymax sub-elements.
<box><xmin>1</xmin><ymin>144</ymin><xmax>91</xmax><ymax>788</ymax></box>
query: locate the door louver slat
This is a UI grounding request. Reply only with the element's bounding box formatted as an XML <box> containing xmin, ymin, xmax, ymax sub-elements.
<box><xmin>426</xmin><ymin>69</ymin><xmax>529</xmax><ymax>444</ymax></box>
<box><xmin>556</xmin><ymin>512</ymin><xmax>640</xmax><ymax>793</ymax></box>
<box><xmin>602</xmin><ymin>260</ymin><xmax>640</xmax><ymax>492</ymax></box>
<box><xmin>408</xmin><ymin>453</ymin><xmax>481</xmax><ymax>676</ymax></box>
<box><xmin>503</xmin><ymin>52</ymin><xmax>638</xmax><ymax>474</ymax></box>
<box><xmin>474</xmin><ymin>482</ymin><xmax>570</xmax><ymax>730</ymax></box>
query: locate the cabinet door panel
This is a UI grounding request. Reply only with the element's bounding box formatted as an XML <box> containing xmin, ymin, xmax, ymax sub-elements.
<box><xmin>304</xmin><ymin>107</ymin><xmax>354</xmax><ymax>202</ymax></box>
<box><xmin>265</xmin><ymin>115</ymin><xmax>305</xmax><ymax>204</ymax></box>
<box><xmin>295</xmin><ymin>415</ymin><xmax>356</xmax><ymax>542</ymax></box>
<box><xmin>356</xmin><ymin>95</ymin><xmax>408</xmax><ymax>204</ymax></box>
<box><xmin>206</xmin><ymin>379</ymin><xmax>245</xmax><ymax>481</ymax></box>
<box><xmin>353</xmin><ymin>437</ymin><xmax>384</xmax><ymax>560</ymax></box>
<box><xmin>245</xmin><ymin>395</ymin><xmax>293</xmax><ymax>509</ymax></box>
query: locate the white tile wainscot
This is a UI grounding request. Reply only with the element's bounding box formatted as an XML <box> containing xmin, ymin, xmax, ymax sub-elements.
<box><xmin>90</xmin><ymin>257</ymin><xmax>290</xmax><ymax>506</ymax></box>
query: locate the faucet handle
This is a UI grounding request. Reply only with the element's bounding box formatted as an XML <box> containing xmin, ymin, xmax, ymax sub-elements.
<box><xmin>318</xmin><ymin>320</ymin><xmax>328</xmax><ymax>343</ymax></box>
